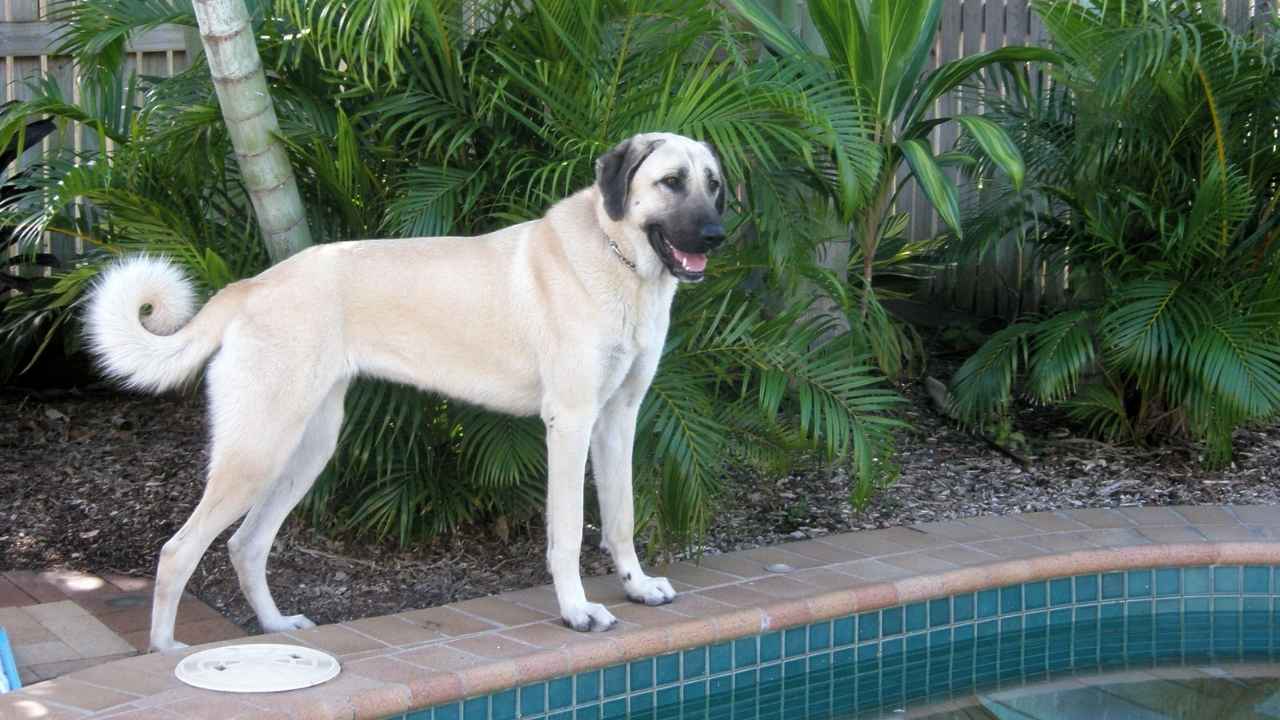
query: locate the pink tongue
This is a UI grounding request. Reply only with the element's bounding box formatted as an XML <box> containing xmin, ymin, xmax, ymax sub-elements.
<box><xmin>671</xmin><ymin>248</ymin><xmax>707</xmax><ymax>272</ymax></box>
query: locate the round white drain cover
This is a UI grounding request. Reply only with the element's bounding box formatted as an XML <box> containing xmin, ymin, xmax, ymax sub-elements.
<box><xmin>174</xmin><ymin>643</ymin><xmax>340</xmax><ymax>693</ymax></box>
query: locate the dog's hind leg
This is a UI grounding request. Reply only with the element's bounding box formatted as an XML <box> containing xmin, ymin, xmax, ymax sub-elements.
<box><xmin>148</xmin><ymin>353</ymin><xmax>319</xmax><ymax>653</ymax></box>
<box><xmin>227</xmin><ymin>380</ymin><xmax>348</xmax><ymax>634</ymax></box>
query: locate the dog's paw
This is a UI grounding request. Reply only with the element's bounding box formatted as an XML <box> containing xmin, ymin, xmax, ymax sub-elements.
<box><xmin>262</xmin><ymin>613</ymin><xmax>317</xmax><ymax>633</ymax></box>
<box><xmin>561</xmin><ymin>602</ymin><xmax>618</xmax><ymax>633</ymax></box>
<box><xmin>625</xmin><ymin>576</ymin><xmax>677</xmax><ymax>606</ymax></box>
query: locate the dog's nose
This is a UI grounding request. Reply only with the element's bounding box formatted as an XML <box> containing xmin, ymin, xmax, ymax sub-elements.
<box><xmin>700</xmin><ymin>223</ymin><xmax>725</xmax><ymax>249</ymax></box>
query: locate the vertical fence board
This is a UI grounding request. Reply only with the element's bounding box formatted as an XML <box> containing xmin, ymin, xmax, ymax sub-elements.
<box><xmin>1225</xmin><ymin>0</ymin><xmax>1250</xmax><ymax>30</ymax></box>
<box><xmin>2</xmin><ymin>4</ymin><xmax>187</xmax><ymax>270</ymax></box>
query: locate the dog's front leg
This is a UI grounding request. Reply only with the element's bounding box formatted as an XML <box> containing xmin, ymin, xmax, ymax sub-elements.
<box><xmin>545</xmin><ymin>406</ymin><xmax>618</xmax><ymax>632</ymax></box>
<box><xmin>591</xmin><ymin>398</ymin><xmax>676</xmax><ymax>606</ymax></box>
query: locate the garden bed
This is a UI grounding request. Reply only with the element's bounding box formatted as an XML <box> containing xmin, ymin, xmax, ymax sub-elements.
<box><xmin>3</xmin><ymin>375</ymin><xmax>1278</xmax><ymax>635</ymax></box>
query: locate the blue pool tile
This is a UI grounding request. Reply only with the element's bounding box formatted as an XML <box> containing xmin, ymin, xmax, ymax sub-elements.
<box><xmin>630</xmin><ymin>692</ymin><xmax>654</xmax><ymax>713</ymax></box>
<box><xmin>1128</xmin><ymin>599</ymin><xmax>1153</xmax><ymax>616</ymax></box>
<box><xmin>464</xmin><ymin>698</ymin><xmax>486</xmax><ymax>720</ymax></box>
<box><xmin>1051</xmin><ymin>578</ymin><xmax>1073</xmax><ymax>605</ymax></box>
<box><xmin>906</xmin><ymin>602</ymin><xmax>928</xmax><ymax>631</ymax></box>
<box><xmin>629</xmin><ymin>660</ymin><xmax>653</xmax><ymax>692</ymax></box>
<box><xmin>1215</xmin><ymin>596</ymin><xmax>1241</xmax><ymax>612</ymax></box>
<box><xmin>709</xmin><ymin>643</ymin><xmax>732</xmax><ymax>673</ymax></box>
<box><xmin>857</xmin><ymin>643</ymin><xmax>878</xmax><ymax>662</ymax></box>
<box><xmin>784</xmin><ymin>658</ymin><xmax>807</xmax><ymax>676</ymax></box>
<box><xmin>858</xmin><ymin>612</ymin><xmax>879</xmax><ymax>642</ymax></box>
<box><xmin>953</xmin><ymin>624</ymin><xmax>975</xmax><ymax>642</ymax></box>
<box><xmin>1025</xmin><ymin>581</ymin><xmax>1047</xmax><ymax>610</ymax></box>
<box><xmin>1215</xmin><ymin>566</ymin><xmax>1241</xmax><ymax>593</ymax></box>
<box><xmin>733</xmin><ymin>638</ymin><xmax>756</xmax><ymax>669</ymax></box>
<box><xmin>834</xmin><ymin>617</ymin><xmax>854</xmax><ymax>646</ymax></box>
<box><xmin>1127</xmin><ymin>570</ymin><xmax>1152</xmax><ymax>597</ymax></box>
<box><xmin>1102</xmin><ymin>572</ymin><xmax>1124</xmax><ymax>599</ymax></box>
<box><xmin>977</xmin><ymin>590</ymin><xmax>999</xmax><ymax>618</ymax></box>
<box><xmin>604</xmin><ymin>664</ymin><xmax>627</xmax><ymax>697</ymax></box>
<box><xmin>930</xmin><ymin>598</ymin><xmax>950</xmax><ymax>627</ymax></box>
<box><xmin>657</xmin><ymin>653</ymin><xmax>680</xmax><ymax>685</ymax></box>
<box><xmin>493</xmin><ymin>690</ymin><xmax>517</xmax><ymax>720</ymax></box>
<box><xmin>576</xmin><ymin>706</ymin><xmax>600</xmax><ymax>720</ymax></box>
<box><xmin>783</xmin><ymin>629</ymin><xmax>806</xmax><ymax>657</ymax></box>
<box><xmin>681</xmin><ymin>648</ymin><xmax>705</xmax><ymax>680</ymax></box>
<box><xmin>1156</xmin><ymin>598</ymin><xmax>1181</xmax><ymax>615</ymax></box>
<box><xmin>760</xmin><ymin>663</ymin><xmax>783</xmax><ymax>683</ymax></box>
<box><xmin>1050</xmin><ymin>608</ymin><xmax>1073</xmax><ymax>626</ymax></box>
<box><xmin>883</xmin><ymin>607</ymin><xmax>904</xmax><ymax>635</ymax></box>
<box><xmin>1185</xmin><ymin>567</ymin><xmax>1211</xmax><ymax>594</ymax></box>
<box><xmin>1245</xmin><ymin>566</ymin><xmax>1270</xmax><ymax>594</ymax></box>
<box><xmin>1074</xmin><ymin>604</ymin><xmax>1098</xmax><ymax>622</ymax></box>
<box><xmin>929</xmin><ymin>628</ymin><xmax>951</xmax><ymax>646</ymax></box>
<box><xmin>1100</xmin><ymin>602</ymin><xmax>1124</xmax><ymax>620</ymax></box>
<box><xmin>1025</xmin><ymin>611</ymin><xmax>1047</xmax><ymax>629</ymax></box>
<box><xmin>521</xmin><ymin>684</ymin><xmax>546</xmax><ymax>716</ymax></box>
<box><xmin>881</xmin><ymin>637</ymin><xmax>905</xmax><ymax>656</ymax></box>
<box><xmin>549</xmin><ymin>677</ymin><xmax>573</xmax><ymax>710</ymax></box>
<box><xmin>602</xmin><ymin>699</ymin><xmax>626</xmax><ymax>720</ymax></box>
<box><xmin>549</xmin><ymin>712</ymin><xmax>572</xmax><ymax>720</ymax></box>
<box><xmin>576</xmin><ymin>671</ymin><xmax>599</xmax><ymax>703</ymax></box>
<box><xmin>1000</xmin><ymin>585</ymin><xmax>1022</xmax><ymax>614</ymax></box>
<box><xmin>953</xmin><ymin>595</ymin><xmax>974</xmax><ymax>622</ymax></box>
<box><xmin>436</xmin><ymin>703</ymin><xmax>460</xmax><ymax>720</ymax></box>
<box><xmin>809</xmin><ymin>621</ymin><xmax>830</xmax><ymax>650</ymax></box>
<box><xmin>1000</xmin><ymin>616</ymin><xmax>1022</xmax><ymax>633</ymax></box>
<box><xmin>1156</xmin><ymin>568</ymin><xmax>1180</xmax><ymax>596</ymax></box>
<box><xmin>408</xmin><ymin>711</ymin><xmax>431</xmax><ymax>720</ymax></box>
<box><xmin>759</xmin><ymin>632</ymin><xmax>780</xmax><ymax>662</ymax></box>
<box><xmin>656</xmin><ymin>687</ymin><xmax>679</xmax><ymax>708</ymax></box>
<box><xmin>906</xmin><ymin>632</ymin><xmax>928</xmax><ymax>652</ymax></box>
<box><xmin>681</xmin><ymin>681</ymin><xmax>706</xmax><ymax>701</ymax></box>
<box><xmin>1185</xmin><ymin>597</ymin><xmax>1211</xmax><ymax>613</ymax></box>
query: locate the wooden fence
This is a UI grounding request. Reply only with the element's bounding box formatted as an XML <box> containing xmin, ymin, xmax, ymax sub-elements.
<box><xmin>2</xmin><ymin>0</ymin><xmax>1277</xmax><ymax>316</ymax></box>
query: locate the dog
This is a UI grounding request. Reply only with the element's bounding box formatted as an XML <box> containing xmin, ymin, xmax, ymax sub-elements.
<box><xmin>84</xmin><ymin>132</ymin><xmax>726</xmax><ymax>651</ymax></box>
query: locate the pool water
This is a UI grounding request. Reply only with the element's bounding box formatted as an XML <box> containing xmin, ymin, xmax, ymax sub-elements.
<box><xmin>639</xmin><ymin>610</ymin><xmax>1280</xmax><ymax>720</ymax></box>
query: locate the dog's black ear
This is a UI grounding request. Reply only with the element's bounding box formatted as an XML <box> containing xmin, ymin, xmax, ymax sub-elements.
<box><xmin>701</xmin><ymin>141</ymin><xmax>726</xmax><ymax>214</ymax></box>
<box><xmin>595</xmin><ymin>139</ymin><xmax>632</xmax><ymax>221</ymax></box>
<box><xmin>595</xmin><ymin>137</ymin><xmax>664</xmax><ymax>221</ymax></box>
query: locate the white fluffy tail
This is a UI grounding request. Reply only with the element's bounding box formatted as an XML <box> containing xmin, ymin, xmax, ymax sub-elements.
<box><xmin>84</xmin><ymin>256</ymin><xmax>239</xmax><ymax>392</ymax></box>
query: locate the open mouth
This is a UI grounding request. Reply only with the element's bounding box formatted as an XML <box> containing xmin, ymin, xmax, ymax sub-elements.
<box><xmin>648</xmin><ymin>226</ymin><xmax>708</xmax><ymax>282</ymax></box>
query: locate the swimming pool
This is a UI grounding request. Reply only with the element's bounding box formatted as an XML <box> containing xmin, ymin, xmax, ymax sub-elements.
<box><xmin>401</xmin><ymin>565</ymin><xmax>1280</xmax><ymax>720</ymax></box>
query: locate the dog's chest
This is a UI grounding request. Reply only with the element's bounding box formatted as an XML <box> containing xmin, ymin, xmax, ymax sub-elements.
<box><xmin>595</xmin><ymin>287</ymin><xmax>671</xmax><ymax>397</ymax></box>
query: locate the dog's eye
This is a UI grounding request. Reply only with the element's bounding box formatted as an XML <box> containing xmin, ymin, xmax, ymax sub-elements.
<box><xmin>660</xmin><ymin>176</ymin><xmax>683</xmax><ymax>191</ymax></box>
<box><xmin>708</xmin><ymin>178</ymin><xmax>721</xmax><ymax>193</ymax></box>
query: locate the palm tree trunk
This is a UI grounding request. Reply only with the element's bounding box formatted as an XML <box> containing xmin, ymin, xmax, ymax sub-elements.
<box><xmin>192</xmin><ymin>0</ymin><xmax>311</xmax><ymax>262</ymax></box>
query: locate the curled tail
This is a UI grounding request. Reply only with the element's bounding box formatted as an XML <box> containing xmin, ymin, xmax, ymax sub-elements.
<box><xmin>84</xmin><ymin>256</ymin><xmax>245</xmax><ymax>392</ymax></box>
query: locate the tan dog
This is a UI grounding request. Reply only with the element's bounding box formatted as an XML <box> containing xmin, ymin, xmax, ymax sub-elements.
<box><xmin>84</xmin><ymin>132</ymin><xmax>726</xmax><ymax>652</ymax></box>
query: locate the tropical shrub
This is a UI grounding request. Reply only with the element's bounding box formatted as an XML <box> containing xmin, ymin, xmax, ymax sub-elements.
<box><xmin>728</xmin><ymin>0</ymin><xmax>1058</xmax><ymax>376</ymax></box>
<box><xmin>947</xmin><ymin>0</ymin><xmax>1280</xmax><ymax>467</ymax></box>
<box><xmin>0</xmin><ymin>0</ymin><xmax>902</xmax><ymax>552</ymax></box>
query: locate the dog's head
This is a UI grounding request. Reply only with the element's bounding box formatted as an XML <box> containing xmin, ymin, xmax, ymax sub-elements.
<box><xmin>594</xmin><ymin>133</ymin><xmax>726</xmax><ymax>283</ymax></box>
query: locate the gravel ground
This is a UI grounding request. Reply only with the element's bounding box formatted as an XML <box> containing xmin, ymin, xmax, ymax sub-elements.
<box><xmin>3</xmin><ymin>377</ymin><xmax>1278</xmax><ymax>633</ymax></box>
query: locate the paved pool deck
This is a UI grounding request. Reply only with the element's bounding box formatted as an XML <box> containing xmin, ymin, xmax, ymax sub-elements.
<box><xmin>2</xmin><ymin>504</ymin><xmax>1278</xmax><ymax>719</ymax></box>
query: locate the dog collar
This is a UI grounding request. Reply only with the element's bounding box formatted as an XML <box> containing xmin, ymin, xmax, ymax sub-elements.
<box><xmin>607</xmin><ymin>236</ymin><xmax>637</xmax><ymax>272</ymax></box>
